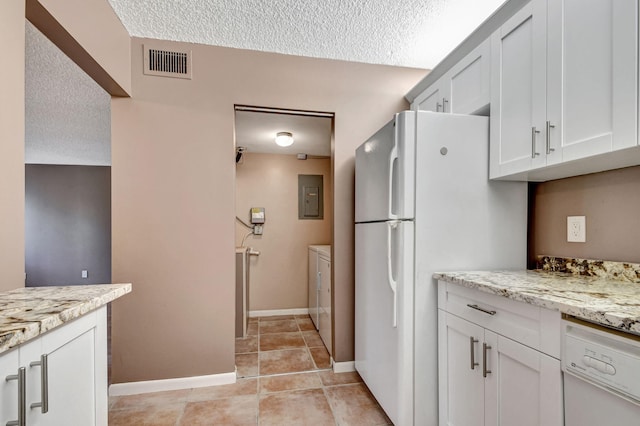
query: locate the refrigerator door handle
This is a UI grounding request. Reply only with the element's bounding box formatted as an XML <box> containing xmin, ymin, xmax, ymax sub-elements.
<box><xmin>387</xmin><ymin>221</ymin><xmax>399</xmax><ymax>328</ymax></box>
<box><xmin>388</xmin><ymin>144</ymin><xmax>399</xmax><ymax>220</ymax></box>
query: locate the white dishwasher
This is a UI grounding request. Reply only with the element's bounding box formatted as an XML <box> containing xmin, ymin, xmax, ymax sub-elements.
<box><xmin>562</xmin><ymin>317</ymin><xmax>640</xmax><ymax>426</ymax></box>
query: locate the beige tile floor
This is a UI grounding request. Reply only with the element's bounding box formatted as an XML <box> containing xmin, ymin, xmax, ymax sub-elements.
<box><xmin>109</xmin><ymin>315</ymin><xmax>392</xmax><ymax>425</ymax></box>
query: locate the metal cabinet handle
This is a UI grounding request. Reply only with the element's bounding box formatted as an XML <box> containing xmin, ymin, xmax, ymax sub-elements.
<box><xmin>466</xmin><ymin>304</ymin><xmax>496</xmax><ymax>316</ymax></box>
<box><xmin>483</xmin><ymin>343</ymin><xmax>492</xmax><ymax>378</ymax></box>
<box><xmin>546</xmin><ymin>121</ymin><xmax>556</xmax><ymax>154</ymax></box>
<box><xmin>30</xmin><ymin>354</ymin><xmax>49</xmax><ymax>413</ymax></box>
<box><xmin>442</xmin><ymin>98</ymin><xmax>449</xmax><ymax>112</ymax></box>
<box><xmin>5</xmin><ymin>367</ymin><xmax>26</xmax><ymax>426</ymax></box>
<box><xmin>470</xmin><ymin>337</ymin><xmax>479</xmax><ymax>370</ymax></box>
<box><xmin>531</xmin><ymin>127</ymin><xmax>541</xmax><ymax>158</ymax></box>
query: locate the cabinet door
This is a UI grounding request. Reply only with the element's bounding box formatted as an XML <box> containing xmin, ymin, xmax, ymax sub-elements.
<box><xmin>414</xmin><ymin>81</ymin><xmax>447</xmax><ymax>112</ymax></box>
<box><xmin>41</xmin><ymin>329</ymin><xmax>96</xmax><ymax>425</ymax></box>
<box><xmin>490</xmin><ymin>0</ymin><xmax>547</xmax><ymax>178</ymax></box>
<box><xmin>547</xmin><ymin>0</ymin><xmax>638</xmax><ymax>164</ymax></box>
<box><xmin>32</xmin><ymin>312</ymin><xmax>102</xmax><ymax>426</ymax></box>
<box><xmin>1</xmin><ymin>348</ymin><xmax>20</xmax><ymax>425</ymax></box>
<box><xmin>20</xmin><ymin>336</ymin><xmax>44</xmax><ymax>424</ymax></box>
<box><xmin>484</xmin><ymin>332</ymin><xmax>563</xmax><ymax>426</ymax></box>
<box><xmin>449</xmin><ymin>39</ymin><xmax>491</xmax><ymax>115</ymax></box>
<box><xmin>318</xmin><ymin>256</ymin><xmax>332</xmax><ymax>354</ymax></box>
<box><xmin>438</xmin><ymin>311</ymin><xmax>485</xmax><ymax>426</ymax></box>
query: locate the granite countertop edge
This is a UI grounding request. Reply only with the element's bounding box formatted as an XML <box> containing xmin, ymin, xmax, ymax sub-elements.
<box><xmin>0</xmin><ymin>283</ymin><xmax>132</xmax><ymax>355</ymax></box>
<box><xmin>433</xmin><ymin>270</ymin><xmax>640</xmax><ymax>334</ymax></box>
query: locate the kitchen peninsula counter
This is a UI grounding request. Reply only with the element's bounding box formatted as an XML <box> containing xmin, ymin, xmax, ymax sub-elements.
<box><xmin>0</xmin><ymin>283</ymin><xmax>131</xmax><ymax>354</ymax></box>
<box><xmin>434</xmin><ymin>270</ymin><xmax>640</xmax><ymax>334</ymax></box>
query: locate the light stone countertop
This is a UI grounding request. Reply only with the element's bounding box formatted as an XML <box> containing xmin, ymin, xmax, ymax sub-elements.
<box><xmin>433</xmin><ymin>270</ymin><xmax>640</xmax><ymax>334</ymax></box>
<box><xmin>0</xmin><ymin>284</ymin><xmax>131</xmax><ymax>354</ymax></box>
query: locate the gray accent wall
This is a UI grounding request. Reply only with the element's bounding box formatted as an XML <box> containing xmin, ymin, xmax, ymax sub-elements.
<box><xmin>25</xmin><ymin>165</ymin><xmax>111</xmax><ymax>286</ymax></box>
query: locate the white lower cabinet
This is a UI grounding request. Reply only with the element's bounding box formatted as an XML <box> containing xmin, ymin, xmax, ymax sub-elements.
<box><xmin>438</xmin><ymin>311</ymin><xmax>485</xmax><ymax>426</ymax></box>
<box><xmin>0</xmin><ymin>307</ymin><xmax>107</xmax><ymax>426</ymax></box>
<box><xmin>1</xmin><ymin>348</ymin><xmax>21</xmax><ymax>425</ymax></box>
<box><xmin>438</xmin><ymin>282</ymin><xmax>563</xmax><ymax>426</ymax></box>
<box><xmin>484</xmin><ymin>330</ymin><xmax>562</xmax><ymax>426</ymax></box>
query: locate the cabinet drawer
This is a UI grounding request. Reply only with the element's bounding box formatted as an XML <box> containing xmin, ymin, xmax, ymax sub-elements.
<box><xmin>438</xmin><ymin>281</ymin><xmax>560</xmax><ymax>358</ymax></box>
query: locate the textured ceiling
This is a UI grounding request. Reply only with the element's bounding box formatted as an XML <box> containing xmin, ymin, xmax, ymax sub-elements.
<box><xmin>235</xmin><ymin>111</ymin><xmax>332</xmax><ymax>156</ymax></box>
<box><xmin>107</xmin><ymin>0</ymin><xmax>505</xmax><ymax>69</ymax></box>
<box><xmin>25</xmin><ymin>22</ymin><xmax>111</xmax><ymax>166</ymax></box>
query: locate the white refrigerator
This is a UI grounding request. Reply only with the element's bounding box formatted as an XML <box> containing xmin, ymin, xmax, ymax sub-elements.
<box><xmin>354</xmin><ymin>111</ymin><xmax>527</xmax><ymax>425</ymax></box>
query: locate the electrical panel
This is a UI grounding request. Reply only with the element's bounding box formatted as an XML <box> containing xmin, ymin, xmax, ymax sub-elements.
<box><xmin>298</xmin><ymin>175</ymin><xmax>324</xmax><ymax>220</ymax></box>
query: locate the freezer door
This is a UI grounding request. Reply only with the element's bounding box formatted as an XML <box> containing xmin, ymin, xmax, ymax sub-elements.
<box><xmin>355</xmin><ymin>220</ymin><xmax>414</xmax><ymax>425</ymax></box>
<box><xmin>355</xmin><ymin>111</ymin><xmax>416</xmax><ymax>222</ymax></box>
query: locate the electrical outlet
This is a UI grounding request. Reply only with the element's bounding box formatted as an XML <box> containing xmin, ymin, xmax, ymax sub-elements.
<box><xmin>567</xmin><ymin>216</ymin><xmax>586</xmax><ymax>243</ymax></box>
<box><xmin>253</xmin><ymin>224</ymin><xmax>263</xmax><ymax>235</ymax></box>
<box><xmin>82</xmin><ymin>270</ymin><xmax>88</xmax><ymax>279</ymax></box>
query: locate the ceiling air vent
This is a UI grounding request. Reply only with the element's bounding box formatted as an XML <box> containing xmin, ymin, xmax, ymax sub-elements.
<box><xmin>143</xmin><ymin>45</ymin><xmax>192</xmax><ymax>79</ymax></box>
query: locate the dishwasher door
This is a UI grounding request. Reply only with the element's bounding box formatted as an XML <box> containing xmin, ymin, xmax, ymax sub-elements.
<box><xmin>564</xmin><ymin>372</ymin><xmax>640</xmax><ymax>426</ymax></box>
<box><xmin>563</xmin><ymin>318</ymin><xmax>640</xmax><ymax>426</ymax></box>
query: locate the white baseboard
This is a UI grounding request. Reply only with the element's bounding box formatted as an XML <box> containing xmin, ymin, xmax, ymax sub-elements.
<box><xmin>332</xmin><ymin>360</ymin><xmax>356</xmax><ymax>373</ymax></box>
<box><xmin>249</xmin><ymin>308</ymin><xmax>309</xmax><ymax>317</ymax></box>
<box><xmin>109</xmin><ymin>371</ymin><xmax>236</xmax><ymax>396</ymax></box>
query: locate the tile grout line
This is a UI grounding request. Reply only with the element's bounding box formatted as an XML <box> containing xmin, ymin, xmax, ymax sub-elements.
<box><xmin>321</xmin><ymin>385</ymin><xmax>340</xmax><ymax>426</ymax></box>
<box><xmin>297</xmin><ymin>316</ymin><xmax>317</xmax><ymax>371</ymax></box>
<box><xmin>172</xmin><ymin>398</ymin><xmax>188</xmax><ymax>426</ymax></box>
<box><xmin>256</xmin><ymin>316</ymin><xmax>261</xmax><ymax>425</ymax></box>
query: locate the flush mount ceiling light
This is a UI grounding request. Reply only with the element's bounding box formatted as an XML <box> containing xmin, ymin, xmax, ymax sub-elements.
<box><xmin>275</xmin><ymin>131</ymin><xmax>294</xmax><ymax>147</ymax></box>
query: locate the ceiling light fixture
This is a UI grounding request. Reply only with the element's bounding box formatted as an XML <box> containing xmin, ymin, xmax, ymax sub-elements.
<box><xmin>275</xmin><ymin>131</ymin><xmax>294</xmax><ymax>147</ymax></box>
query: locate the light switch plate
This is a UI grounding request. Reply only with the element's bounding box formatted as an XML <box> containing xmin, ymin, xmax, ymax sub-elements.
<box><xmin>567</xmin><ymin>216</ymin><xmax>586</xmax><ymax>243</ymax></box>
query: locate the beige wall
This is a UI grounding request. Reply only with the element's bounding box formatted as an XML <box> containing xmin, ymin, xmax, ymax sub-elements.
<box><xmin>0</xmin><ymin>0</ymin><xmax>26</xmax><ymax>291</ymax></box>
<box><xmin>530</xmin><ymin>165</ymin><xmax>640</xmax><ymax>264</ymax></box>
<box><xmin>111</xmin><ymin>37</ymin><xmax>425</xmax><ymax>381</ymax></box>
<box><xmin>236</xmin><ymin>153</ymin><xmax>332</xmax><ymax>311</ymax></box>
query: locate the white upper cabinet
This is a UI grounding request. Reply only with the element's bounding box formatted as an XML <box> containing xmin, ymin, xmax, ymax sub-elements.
<box><xmin>448</xmin><ymin>39</ymin><xmax>491</xmax><ymax>115</ymax></box>
<box><xmin>414</xmin><ymin>79</ymin><xmax>446</xmax><ymax>112</ymax></box>
<box><xmin>413</xmin><ymin>39</ymin><xmax>491</xmax><ymax>115</ymax></box>
<box><xmin>490</xmin><ymin>1</ymin><xmax>547</xmax><ymax>178</ymax></box>
<box><xmin>491</xmin><ymin>0</ymin><xmax>639</xmax><ymax>180</ymax></box>
<box><xmin>546</xmin><ymin>0</ymin><xmax>638</xmax><ymax>163</ymax></box>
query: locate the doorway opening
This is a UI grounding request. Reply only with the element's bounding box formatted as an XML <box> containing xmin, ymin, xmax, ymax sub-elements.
<box><xmin>233</xmin><ymin>105</ymin><xmax>335</xmax><ymax>377</ymax></box>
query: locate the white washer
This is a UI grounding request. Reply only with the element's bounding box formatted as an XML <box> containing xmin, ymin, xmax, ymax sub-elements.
<box><xmin>308</xmin><ymin>245</ymin><xmax>330</xmax><ymax>330</ymax></box>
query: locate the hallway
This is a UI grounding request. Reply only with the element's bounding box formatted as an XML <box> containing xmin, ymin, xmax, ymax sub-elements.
<box><xmin>108</xmin><ymin>315</ymin><xmax>391</xmax><ymax>425</ymax></box>
<box><xmin>236</xmin><ymin>314</ymin><xmax>331</xmax><ymax>377</ymax></box>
